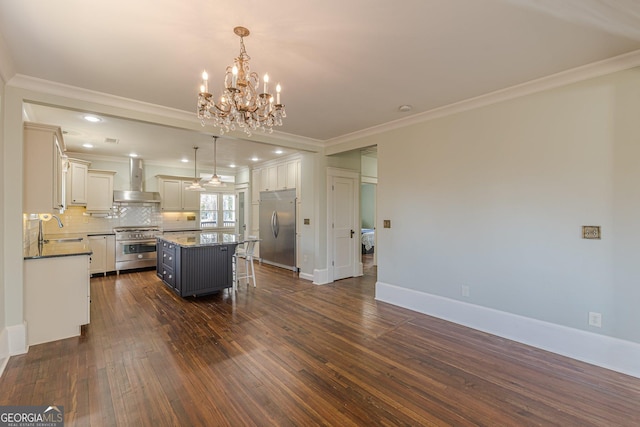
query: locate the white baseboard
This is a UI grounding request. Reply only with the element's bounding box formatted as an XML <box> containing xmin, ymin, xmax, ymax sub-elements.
<box><xmin>299</xmin><ymin>272</ymin><xmax>314</xmax><ymax>282</ymax></box>
<box><xmin>0</xmin><ymin>328</ymin><xmax>8</xmax><ymax>378</ymax></box>
<box><xmin>0</xmin><ymin>323</ymin><xmax>27</xmax><ymax>378</ymax></box>
<box><xmin>313</xmin><ymin>268</ymin><xmax>329</xmax><ymax>285</ymax></box>
<box><xmin>376</xmin><ymin>281</ymin><xmax>640</xmax><ymax>379</ymax></box>
<box><xmin>8</xmin><ymin>323</ymin><xmax>27</xmax><ymax>356</ymax></box>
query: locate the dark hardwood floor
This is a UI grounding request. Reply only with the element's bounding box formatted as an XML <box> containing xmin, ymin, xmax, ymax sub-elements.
<box><xmin>2</xmin><ymin>256</ymin><xmax>640</xmax><ymax>426</ymax></box>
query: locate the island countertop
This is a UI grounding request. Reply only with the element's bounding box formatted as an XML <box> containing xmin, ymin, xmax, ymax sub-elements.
<box><xmin>158</xmin><ymin>231</ymin><xmax>241</xmax><ymax>248</ymax></box>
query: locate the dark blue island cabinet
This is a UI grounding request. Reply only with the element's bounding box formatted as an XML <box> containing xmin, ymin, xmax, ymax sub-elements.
<box><xmin>157</xmin><ymin>232</ymin><xmax>240</xmax><ymax>297</ymax></box>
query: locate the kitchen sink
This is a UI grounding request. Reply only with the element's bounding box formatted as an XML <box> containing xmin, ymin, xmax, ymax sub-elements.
<box><xmin>44</xmin><ymin>237</ymin><xmax>84</xmax><ymax>243</ymax></box>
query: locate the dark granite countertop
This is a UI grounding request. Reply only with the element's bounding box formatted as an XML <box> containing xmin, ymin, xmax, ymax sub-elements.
<box><xmin>158</xmin><ymin>232</ymin><xmax>241</xmax><ymax>248</ymax></box>
<box><xmin>24</xmin><ymin>234</ymin><xmax>92</xmax><ymax>260</ymax></box>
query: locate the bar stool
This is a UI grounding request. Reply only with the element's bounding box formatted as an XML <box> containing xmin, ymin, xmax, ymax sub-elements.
<box><xmin>233</xmin><ymin>237</ymin><xmax>257</xmax><ymax>291</ymax></box>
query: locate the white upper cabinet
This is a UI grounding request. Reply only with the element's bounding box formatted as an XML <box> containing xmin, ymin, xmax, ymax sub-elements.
<box><xmin>253</xmin><ymin>158</ymin><xmax>300</xmax><ymax>194</ymax></box>
<box><xmin>157</xmin><ymin>176</ymin><xmax>201</xmax><ymax>211</ymax></box>
<box><xmin>86</xmin><ymin>170</ymin><xmax>116</xmax><ymax>212</ymax></box>
<box><xmin>23</xmin><ymin>122</ymin><xmax>66</xmax><ymax>213</ymax></box>
<box><xmin>66</xmin><ymin>158</ymin><xmax>91</xmax><ymax>206</ymax></box>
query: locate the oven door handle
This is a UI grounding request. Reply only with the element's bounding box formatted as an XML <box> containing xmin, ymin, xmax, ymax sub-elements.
<box><xmin>117</xmin><ymin>240</ymin><xmax>157</xmax><ymax>245</ymax></box>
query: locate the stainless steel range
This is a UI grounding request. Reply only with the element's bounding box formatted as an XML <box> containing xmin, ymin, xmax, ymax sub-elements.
<box><xmin>113</xmin><ymin>226</ymin><xmax>159</xmax><ymax>273</ymax></box>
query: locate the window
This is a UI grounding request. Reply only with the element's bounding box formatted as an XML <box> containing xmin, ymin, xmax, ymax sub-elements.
<box><xmin>200</xmin><ymin>193</ymin><xmax>236</xmax><ymax>229</ymax></box>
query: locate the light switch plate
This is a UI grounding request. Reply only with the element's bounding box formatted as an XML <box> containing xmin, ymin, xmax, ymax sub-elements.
<box><xmin>582</xmin><ymin>226</ymin><xmax>601</xmax><ymax>239</ymax></box>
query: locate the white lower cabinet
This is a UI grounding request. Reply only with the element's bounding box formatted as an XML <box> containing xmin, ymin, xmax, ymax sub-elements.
<box><xmin>89</xmin><ymin>234</ymin><xmax>116</xmax><ymax>276</ymax></box>
<box><xmin>24</xmin><ymin>255</ymin><xmax>90</xmax><ymax>346</ymax></box>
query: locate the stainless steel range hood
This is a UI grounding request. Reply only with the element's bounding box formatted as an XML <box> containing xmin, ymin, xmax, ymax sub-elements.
<box><xmin>113</xmin><ymin>158</ymin><xmax>161</xmax><ymax>204</ymax></box>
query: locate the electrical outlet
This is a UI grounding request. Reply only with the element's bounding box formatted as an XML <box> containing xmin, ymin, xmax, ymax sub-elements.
<box><xmin>383</xmin><ymin>220</ymin><xmax>391</xmax><ymax>228</ymax></box>
<box><xmin>461</xmin><ymin>285</ymin><xmax>470</xmax><ymax>297</ymax></box>
<box><xmin>588</xmin><ymin>312</ymin><xmax>602</xmax><ymax>328</ymax></box>
<box><xmin>582</xmin><ymin>226</ymin><xmax>601</xmax><ymax>239</ymax></box>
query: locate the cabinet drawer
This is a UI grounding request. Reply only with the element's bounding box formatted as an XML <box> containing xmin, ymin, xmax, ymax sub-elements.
<box><xmin>161</xmin><ymin>241</ymin><xmax>176</xmax><ymax>251</ymax></box>
<box><xmin>161</xmin><ymin>249</ymin><xmax>175</xmax><ymax>267</ymax></box>
<box><xmin>161</xmin><ymin>265</ymin><xmax>175</xmax><ymax>287</ymax></box>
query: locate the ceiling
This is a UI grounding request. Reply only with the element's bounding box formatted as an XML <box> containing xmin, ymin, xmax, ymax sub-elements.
<box><xmin>3</xmin><ymin>0</ymin><xmax>640</xmax><ymax>167</ymax></box>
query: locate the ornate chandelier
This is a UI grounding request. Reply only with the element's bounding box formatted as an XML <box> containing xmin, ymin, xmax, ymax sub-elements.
<box><xmin>197</xmin><ymin>26</ymin><xmax>286</xmax><ymax>137</ymax></box>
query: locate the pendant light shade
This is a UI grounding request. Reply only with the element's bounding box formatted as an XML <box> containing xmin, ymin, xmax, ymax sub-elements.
<box><xmin>204</xmin><ymin>136</ymin><xmax>226</xmax><ymax>187</ymax></box>
<box><xmin>185</xmin><ymin>146</ymin><xmax>206</xmax><ymax>192</ymax></box>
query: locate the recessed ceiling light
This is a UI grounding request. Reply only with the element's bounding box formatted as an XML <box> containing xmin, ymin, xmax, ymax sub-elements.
<box><xmin>129</xmin><ymin>153</ymin><xmax>138</xmax><ymax>158</ymax></box>
<box><xmin>181</xmin><ymin>158</ymin><xmax>189</xmax><ymax>163</ymax></box>
<box><xmin>251</xmin><ymin>157</ymin><xmax>259</xmax><ymax>162</ymax></box>
<box><xmin>82</xmin><ymin>143</ymin><xmax>94</xmax><ymax>148</ymax></box>
<box><xmin>83</xmin><ymin>115</ymin><xmax>102</xmax><ymax>123</ymax></box>
<box><xmin>398</xmin><ymin>105</ymin><xmax>412</xmax><ymax>112</ymax></box>
<box><xmin>229</xmin><ymin>164</ymin><xmax>236</xmax><ymax>168</ymax></box>
<box><xmin>275</xmin><ymin>149</ymin><xmax>283</xmax><ymax>154</ymax></box>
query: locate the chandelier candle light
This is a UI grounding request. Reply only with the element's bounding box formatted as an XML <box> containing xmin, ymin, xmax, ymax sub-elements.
<box><xmin>197</xmin><ymin>26</ymin><xmax>286</xmax><ymax>137</ymax></box>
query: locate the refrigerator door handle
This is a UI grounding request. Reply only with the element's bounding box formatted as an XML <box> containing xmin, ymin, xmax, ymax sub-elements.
<box><xmin>271</xmin><ymin>211</ymin><xmax>279</xmax><ymax>238</ymax></box>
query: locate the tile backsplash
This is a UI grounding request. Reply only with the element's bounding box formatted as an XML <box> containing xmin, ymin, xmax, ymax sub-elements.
<box><xmin>23</xmin><ymin>205</ymin><xmax>206</xmax><ymax>249</ymax></box>
<box><xmin>23</xmin><ymin>205</ymin><xmax>164</xmax><ymax>247</ymax></box>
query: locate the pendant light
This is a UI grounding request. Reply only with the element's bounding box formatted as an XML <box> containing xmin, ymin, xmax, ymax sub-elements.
<box><xmin>205</xmin><ymin>136</ymin><xmax>226</xmax><ymax>187</ymax></box>
<box><xmin>185</xmin><ymin>146</ymin><xmax>206</xmax><ymax>191</ymax></box>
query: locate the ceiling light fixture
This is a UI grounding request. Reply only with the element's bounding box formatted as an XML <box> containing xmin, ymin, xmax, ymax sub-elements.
<box><xmin>82</xmin><ymin>143</ymin><xmax>94</xmax><ymax>148</ymax></box>
<box><xmin>185</xmin><ymin>146</ymin><xmax>205</xmax><ymax>192</ymax></box>
<box><xmin>83</xmin><ymin>115</ymin><xmax>102</xmax><ymax>123</ymax></box>
<box><xmin>204</xmin><ymin>136</ymin><xmax>226</xmax><ymax>187</ymax></box>
<box><xmin>197</xmin><ymin>26</ymin><xmax>286</xmax><ymax>137</ymax></box>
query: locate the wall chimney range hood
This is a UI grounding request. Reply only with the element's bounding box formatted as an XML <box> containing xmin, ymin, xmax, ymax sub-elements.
<box><xmin>113</xmin><ymin>158</ymin><xmax>161</xmax><ymax>204</ymax></box>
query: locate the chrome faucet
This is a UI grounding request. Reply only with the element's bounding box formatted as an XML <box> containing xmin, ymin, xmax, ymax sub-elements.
<box><xmin>38</xmin><ymin>214</ymin><xmax>64</xmax><ymax>244</ymax></box>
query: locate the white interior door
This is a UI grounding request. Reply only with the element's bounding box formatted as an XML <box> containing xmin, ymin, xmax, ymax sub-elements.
<box><xmin>332</xmin><ymin>175</ymin><xmax>356</xmax><ymax>280</ymax></box>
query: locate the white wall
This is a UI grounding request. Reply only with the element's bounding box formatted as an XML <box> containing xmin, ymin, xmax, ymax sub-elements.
<box><xmin>0</xmin><ymin>52</ymin><xmax>6</xmax><ymax>340</ymax></box>
<box><xmin>373</xmin><ymin>68</ymin><xmax>640</xmax><ymax>344</ymax></box>
<box><xmin>361</xmin><ymin>183</ymin><xmax>375</xmax><ymax>229</ymax></box>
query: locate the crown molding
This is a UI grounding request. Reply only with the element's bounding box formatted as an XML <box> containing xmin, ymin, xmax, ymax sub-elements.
<box><xmin>325</xmin><ymin>48</ymin><xmax>640</xmax><ymax>148</ymax></box>
<box><xmin>7</xmin><ymin>74</ymin><xmax>324</xmax><ymax>152</ymax></box>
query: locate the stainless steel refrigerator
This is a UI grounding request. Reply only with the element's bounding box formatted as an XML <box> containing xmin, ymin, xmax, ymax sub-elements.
<box><xmin>259</xmin><ymin>189</ymin><xmax>296</xmax><ymax>271</ymax></box>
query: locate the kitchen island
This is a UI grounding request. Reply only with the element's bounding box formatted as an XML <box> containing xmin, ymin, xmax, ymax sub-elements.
<box><xmin>157</xmin><ymin>231</ymin><xmax>240</xmax><ymax>297</ymax></box>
